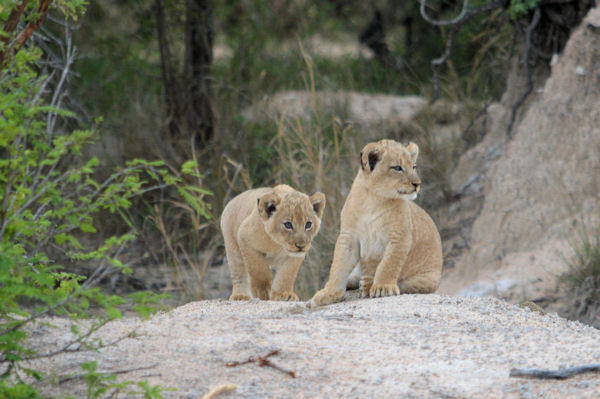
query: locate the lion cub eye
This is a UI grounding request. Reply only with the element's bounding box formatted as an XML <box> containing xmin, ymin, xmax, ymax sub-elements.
<box><xmin>391</xmin><ymin>165</ymin><xmax>404</xmax><ymax>172</ymax></box>
<box><xmin>413</xmin><ymin>164</ymin><xmax>417</xmax><ymax>170</ymax></box>
<box><xmin>305</xmin><ymin>221</ymin><xmax>312</xmax><ymax>230</ymax></box>
<box><xmin>283</xmin><ymin>222</ymin><xmax>293</xmax><ymax>230</ymax></box>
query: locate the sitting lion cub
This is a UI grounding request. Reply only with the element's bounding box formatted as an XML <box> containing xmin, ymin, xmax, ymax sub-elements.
<box><xmin>310</xmin><ymin>139</ymin><xmax>442</xmax><ymax>306</ymax></box>
<box><xmin>221</xmin><ymin>184</ymin><xmax>326</xmax><ymax>301</ymax></box>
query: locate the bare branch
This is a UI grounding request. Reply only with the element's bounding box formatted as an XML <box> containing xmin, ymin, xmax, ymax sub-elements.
<box><xmin>1</xmin><ymin>1</ymin><xmax>28</xmax><ymax>42</ymax></box>
<box><xmin>47</xmin><ymin>21</ymin><xmax>77</xmax><ymax>138</ymax></box>
<box><xmin>83</xmin><ymin>231</ymin><xmax>135</xmax><ymax>289</ymax></box>
<box><xmin>419</xmin><ymin>0</ymin><xmax>470</xmax><ymax>26</ymax></box>
<box><xmin>0</xmin><ymin>1</ymin><xmax>28</xmax><ymax>65</ymax></box>
<box><xmin>26</xmin><ymin>326</ymin><xmax>138</xmax><ymax>361</ymax></box>
<box><xmin>58</xmin><ymin>363</ymin><xmax>158</xmax><ymax>385</ymax></box>
<box><xmin>420</xmin><ymin>0</ymin><xmax>505</xmax><ymax>102</ymax></box>
<box><xmin>0</xmin><ymin>293</ymin><xmax>77</xmax><ymax>338</ymax></box>
<box><xmin>510</xmin><ymin>363</ymin><xmax>600</xmax><ymax>379</ymax></box>
<box><xmin>13</xmin><ymin>0</ymin><xmax>52</xmax><ymax>49</ymax></box>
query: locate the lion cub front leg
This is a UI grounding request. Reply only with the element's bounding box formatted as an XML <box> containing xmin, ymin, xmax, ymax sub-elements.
<box><xmin>270</xmin><ymin>256</ymin><xmax>303</xmax><ymax>301</ymax></box>
<box><xmin>310</xmin><ymin>232</ymin><xmax>359</xmax><ymax>306</ymax></box>
<box><xmin>239</xmin><ymin>244</ymin><xmax>272</xmax><ymax>300</ymax></box>
<box><xmin>370</xmin><ymin>242</ymin><xmax>410</xmax><ymax>298</ymax></box>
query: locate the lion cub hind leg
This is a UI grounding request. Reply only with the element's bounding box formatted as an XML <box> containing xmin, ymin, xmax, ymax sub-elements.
<box><xmin>398</xmin><ymin>271</ymin><xmax>441</xmax><ymax>294</ymax></box>
<box><xmin>357</xmin><ymin>259</ymin><xmax>378</xmax><ymax>297</ymax></box>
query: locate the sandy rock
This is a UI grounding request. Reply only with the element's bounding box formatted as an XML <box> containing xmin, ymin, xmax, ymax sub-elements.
<box><xmin>27</xmin><ymin>294</ymin><xmax>600</xmax><ymax>398</ymax></box>
<box><xmin>442</xmin><ymin>8</ymin><xmax>600</xmax><ymax>299</ymax></box>
<box><xmin>242</xmin><ymin>90</ymin><xmax>427</xmax><ymax>128</ymax></box>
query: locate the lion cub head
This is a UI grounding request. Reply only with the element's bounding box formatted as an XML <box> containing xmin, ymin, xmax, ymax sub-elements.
<box><xmin>257</xmin><ymin>185</ymin><xmax>326</xmax><ymax>257</ymax></box>
<box><xmin>359</xmin><ymin>139</ymin><xmax>421</xmax><ymax>200</ymax></box>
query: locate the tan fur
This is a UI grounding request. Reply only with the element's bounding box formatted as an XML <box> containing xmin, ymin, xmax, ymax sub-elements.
<box><xmin>220</xmin><ymin>184</ymin><xmax>326</xmax><ymax>301</ymax></box>
<box><xmin>310</xmin><ymin>139</ymin><xmax>442</xmax><ymax>306</ymax></box>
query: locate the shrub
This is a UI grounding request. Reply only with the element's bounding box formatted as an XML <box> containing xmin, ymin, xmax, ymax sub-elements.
<box><xmin>0</xmin><ymin>12</ymin><xmax>209</xmax><ymax>398</ymax></box>
<box><xmin>560</xmin><ymin>227</ymin><xmax>600</xmax><ymax>328</ymax></box>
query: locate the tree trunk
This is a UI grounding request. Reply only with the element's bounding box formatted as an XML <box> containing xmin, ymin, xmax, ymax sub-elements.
<box><xmin>359</xmin><ymin>8</ymin><xmax>402</xmax><ymax>72</ymax></box>
<box><xmin>154</xmin><ymin>0</ymin><xmax>214</xmax><ymax>164</ymax></box>
<box><xmin>184</xmin><ymin>0</ymin><xmax>214</xmax><ymax>146</ymax></box>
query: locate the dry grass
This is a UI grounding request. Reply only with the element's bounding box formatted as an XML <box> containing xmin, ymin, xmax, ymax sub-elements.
<box><xmin>140</xmin><ymin>96</ymin><xmax>478</xmax><ymax>301</ymax></box>
<box><xmin>143</xmin><ymin>49</ymin><xmax>484</xmax><ymax>302</ymax></box>
<box><xmin>560</xmin><ymin>227</ymin><xmax>600</xmax><ymax>328</ymax></box>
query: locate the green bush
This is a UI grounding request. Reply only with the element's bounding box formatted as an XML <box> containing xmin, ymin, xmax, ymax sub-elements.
<box><xmin>0</xmin><ymin>8</ymin><xmax>209</xmax><ymax>397</ymax></box>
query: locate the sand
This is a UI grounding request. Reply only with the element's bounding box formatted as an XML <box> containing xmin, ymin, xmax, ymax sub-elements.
<box><xmin>27</xmin><ymin>292</ymin><xmax>600</xmax><ymax>398</ymax></box>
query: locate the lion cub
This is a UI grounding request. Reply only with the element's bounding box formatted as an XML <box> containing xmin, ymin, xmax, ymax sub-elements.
<box><xmin>310</xmin><ymin>139</ymin><xmax>442</xmax><ymax>306</ymax></box>
<box><xmin>221</xmin><ymin>184</ymin><xmax>326</xmax><ymax>301</ymax></box>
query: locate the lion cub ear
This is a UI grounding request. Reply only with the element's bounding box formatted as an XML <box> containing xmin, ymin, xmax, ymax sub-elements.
<box><xmin>257</xmin><ymin>192</ymin><xmax>280</xmax><ymax>220</ymax></box>
<box><xmin>309</xmin><ymin>192</ymin><xmax>326</xmax><ymax>218</ymax></box>
<box><xmin>406</xmin><ymin>142</ymin><xmax>419</xmax><ymax>163</ymax></box>
<box><xmin>360</xmin><ymin>142</ymin><xmax>381</xmax><ymax>172</ymax></box>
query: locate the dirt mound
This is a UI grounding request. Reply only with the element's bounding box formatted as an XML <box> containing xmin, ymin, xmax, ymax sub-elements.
<box><xmin>28</xmin><ymin>294</ymin><xmax>600</xmax><ymax>398</ymax></box>
<box><xmin>441</xmin><ymin>8</ymin><xmax>600</xmax><ymax>302</ymax></box>
<box><xmin>242</xmin><ymin>90</ymin><xmax>426</xmax><ymax>127</ymax></box>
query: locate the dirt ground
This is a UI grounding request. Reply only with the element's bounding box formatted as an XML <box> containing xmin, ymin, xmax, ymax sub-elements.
<box><xmin>27</xmin><ymin>291</ymin><xmax>600</xmax><ymax>398</ymax></box>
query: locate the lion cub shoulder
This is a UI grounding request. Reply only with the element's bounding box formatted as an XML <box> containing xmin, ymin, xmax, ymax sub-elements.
<box><xmin>310</xmin><ymin>139</ymin><xmax>442</xmax><ymax>306</ymax></box>
<box><xmin>220</xmin><ymin>184</ymin><xmax>325</xmax><ymax>301</ymax></box>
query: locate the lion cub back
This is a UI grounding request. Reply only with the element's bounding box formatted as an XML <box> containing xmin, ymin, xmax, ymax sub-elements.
<box><xmin>220</xmin><ymin>187</ymin><xmax>271</xmax><ymax>243</ymax></box>
<box><xmin>402</xmin><ymin>201</ymin><xmax>443</xmax><ymax>286</ymax></box>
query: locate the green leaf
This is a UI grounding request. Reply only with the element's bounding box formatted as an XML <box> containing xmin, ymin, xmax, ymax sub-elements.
<box><xmin>181</xmin><ymin>160</ymin><xmax>197</xmax><ymax>174</ymax></box>
<box><xmin>105</xmin><ymin>307</ymin><xmax>122</xmax><ymax>320</ymax></box>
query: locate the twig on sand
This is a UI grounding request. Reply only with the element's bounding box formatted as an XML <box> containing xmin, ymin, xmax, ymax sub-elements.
<box><xmin>58</xmin><ymin>363</ymin><xmax>159</xmax><ymax>384</ymax></box>
<box><xmin>510</xmin><ymin>364</ymin><xmax>600</xmax><ymax>379</ymax></box>
<box><xmin>226</xmin><ymin>350</ymin><xmax>296</xmax><ymax>378</ymax></box>
<box><xmin>201</xmin><ymin>383</ymin><xmax>238</xmax><ymax>399</ymax></box>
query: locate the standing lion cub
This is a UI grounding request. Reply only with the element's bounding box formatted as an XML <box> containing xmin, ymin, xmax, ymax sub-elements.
<box><xmin>310</xmin><ymin>139</ymin><xmax>442</xmax><ymax>307</ymax></box>
<box><xmin>221</xmin><ymin>184</ymin><xmax>326</xmax><ymax>301</ymax></box>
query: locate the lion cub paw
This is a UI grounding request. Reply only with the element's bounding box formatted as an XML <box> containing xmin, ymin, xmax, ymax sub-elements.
<box><xmin>251</xmin><ymin>286</ymin><xmax>271</xmax><ymax>300</ymax></box>
<box><xmin>369</xmin><ymin>283</ymin><xmax>399</xmax><ymax>298</ymax></box>
<box><xmin>359</xmin><ymin>276</ymin><xmax>374</xmax><ymax>298</ymax></box>
<box><xmin>271</xmin><ymin>291</ymin><xmax>299</xmax><ymax>301</ymax></box>
<box><xmin>229</xmin><ymin>293</ymin><xmax>251</xmax><ymax>301</ymax></box>
<box><xmin>309</xmin><ymin>288</ymin><xmax>344</xmax><ymax>307</ymax></box>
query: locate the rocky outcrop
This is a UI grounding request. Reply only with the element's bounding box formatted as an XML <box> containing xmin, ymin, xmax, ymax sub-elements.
<box><xmin>441</xmin><ymin>8</ymin><xmax>600</xmax><ymax>302</ymax></box>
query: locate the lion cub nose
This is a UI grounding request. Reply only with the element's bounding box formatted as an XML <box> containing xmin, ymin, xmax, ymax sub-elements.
<box><xmin>295</xmin><ymin>244</ymin><xmax>305</xmax><ymax>251</ymax></box>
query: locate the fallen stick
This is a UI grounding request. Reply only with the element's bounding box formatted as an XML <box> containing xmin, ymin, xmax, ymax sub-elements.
<box><xmin>201</xmin><ymin>383</ymin><xmax>237</xmax><ymax>399</ymax></box>
<box><xmin>510</xmin><ymin>364</ymin><xmax>600</xmax><ymax>379</ymax></box>
<box><xmin>226</xmin><ymin>350</ymin><xmax>296</xmax><ymax>378</ymax></box>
